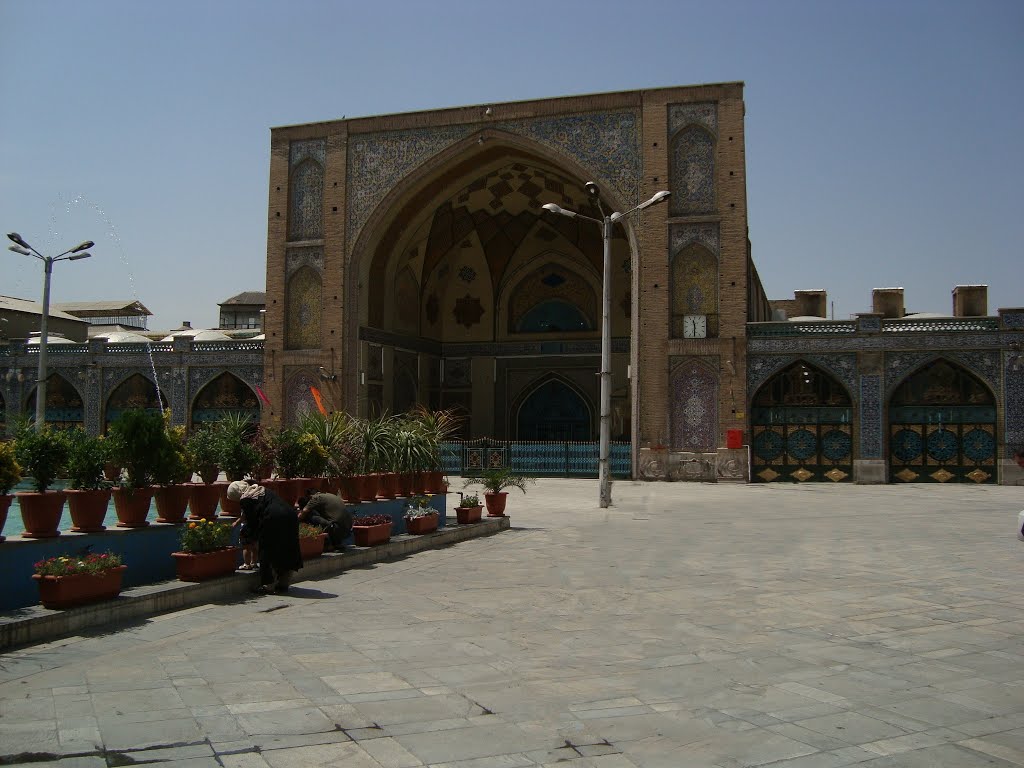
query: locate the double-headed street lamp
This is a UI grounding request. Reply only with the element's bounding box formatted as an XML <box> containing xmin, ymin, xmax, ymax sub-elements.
<box><xmin>7</xmin><ymin>232</ymin><xmax>94</xmax><ymax>431</ymax></box>
<box><xmin>542</xmin><ymin>183</ymin><xmax>670</xmax><ymax>508</ymax></box>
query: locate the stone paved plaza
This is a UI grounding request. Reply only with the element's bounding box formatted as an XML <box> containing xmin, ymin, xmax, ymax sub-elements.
<box><xmin>1</xmin><ymin>480</ymin><xmax>1022</xmax><ymax>767</ymax></box>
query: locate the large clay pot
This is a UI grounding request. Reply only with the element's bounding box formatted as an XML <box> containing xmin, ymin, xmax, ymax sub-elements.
<box><xmin>359</xmin><ymin>473</ymin><xmax>379</xmax><ymax>502</ymax></box>
<box><xmin>34</xmin><ymin>565</ymin><xmax>127</xmax><ymax>609</ymax></box>
<box><xmin>338</xmin><ymin>476</ymin><xmax>361</xmax><ymax>504</ymax></box>
<box><xmin>218</xmin><ymin>482</ymin><xmax>241</xmax><ymax>518</ymax></box>
<box><xmin>17</xmin><ymin>491</ymin><xmax>67</xmax><ymax>538</ymax></box>
<box><xmin>187</xmin><ymin>482</ymin><xmax>220</xmax><ymax>520</ymax></box>
<box><xmin>112</xmin><ymin>486</ymin><xmax>153</xmax><ymax>528</ymax></box>
<box><xmin>198</xmin><ymin>464</ymin><xmax>220</xmax><ymax>484</ymax></box>
<box><xmin>456</xmin><ymin>505</ymin><xmax>483</xmax><ymax>525</ymax></box>
<box><xmin>397</xmin><ymin>472</ymin><xmax>415</xmax><ymax>497</ymax></box>
<box><xmin>66</xmin><ymin>488</ymin><xmax>112</xmax><ymax>532</ymax></box>
<box><xmin>0</xmin><ymin>494</ymin><xmax>14</xmax><ymax>542</ymax></box>
<box><xmin>377</xmin><ymin>473</ymin><xmax>398</xmax><ymax>499</ymax></box>
<box><xmin>405</xmin><ymin>513</ymin><xmax>438</xmax><ymax>535</ymax></box>
<box><xmin>171</xmin><ymin>547</ymin><xmax>240</xmax><ymax>582</ymax></box>
<box><xmin>299</xmin><ymin>532</ymin><xmax>327</xmax><ymax>560</ymax></box>
<box><xmin>484</xmin><ymin>491</ymin><xmax>508</xmax><ymax>517</ymax></box>
<box><xmin>154</xmin><ymin>484</ymin><xmax>191</xmax><ymax>524</ymax></box>
<box><xmin>102</xmin><ymin>463</ymin><xmax>122</xmax><ymax>483</ymax></box>
<box><xmin>411</xmin><ymin>472</ymin><xmax>427</xmax><ymax>496</ymax></box>
<box><xmin>424</xmin><ymin>471</ymin><xmax>446</xmax><ymax>494</ymax></box>
<box><xmin>352</xmin><ymin>522</ymin><xmax>391</xmax><ymax>547</ymax></box>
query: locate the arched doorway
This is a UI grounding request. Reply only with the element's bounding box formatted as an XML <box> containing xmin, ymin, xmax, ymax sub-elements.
<box><xmin>105</xmin><ymin>374</ymin><xmax>166</xmax><ymax>430</ymax></box>
<box><xmin>751</xmin><ymin>361</ymin><xmax>853</xmax><ymax>482</ymax></box>
<box><xmin>888</xmin><ymin>359</ymin><xmax>997</xmax><ymax>483</ymax></box>
<box><xmin>25</xmin><ymin>374</ymin><xmax>84</xmax><ymax>430</ymax></box>
<box><xmin>347</xmin><ymin>135</ymin><xmax>632</xmax><ymax>440</ymax></box>
<box><xmin>516</xmin><ymin>378</ymin><xmax>593</xmax><ymax>441</ymax></box>
<box><xmin>191</xmin><ymin>372</ymin><xmax>260</xmax><ymax>427</ymax></box>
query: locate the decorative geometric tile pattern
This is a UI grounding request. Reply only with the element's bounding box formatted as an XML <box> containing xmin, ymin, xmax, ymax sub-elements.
<box><xmin>669</xmin><ymin>223</ymin><xmax>719</xmax><ymax>258</ymax></box>
<box><xmin>1005</xmin><ymin>353</ymin><xmax>1024</xmax><ymax>447</ymax></box>
<box><xmin>669</xmin><ymin>359</ymin><xmax>718</xmax><ymax>451</ymax></box>
<box><xmin>859</xmin><ymin>374</ymin><xmax>883</xmax><ymax>458</ymax></box>
<box><xmin>458</xmin><ymin>266</ymin><xmax>477</xmax><ymax>284</ymax></box>
<box><xmin>748</xmin><ymin>332</ymin><xmax>1009</xmax><ymax>355</ymax></box>
<box><xmin>824</xmin><ymin>467</ymin><xmax>848</xmax><ymax>482</ymax></box>
<box><xmin>289</xmin><ymin>139</ymin><xmax>326</xmax><ymax>168</ymax></box>
<box><xmin>346</xmin><ymin>111</ymin><xmax>641</xmax><ymax>252</ymax></box>
<box><xmin>961</xmin><ymin>427</ymin><xmax>996</xmax><ymax>463</ymax></box>
<box><xmin>757</xmin><ymin>467</ymin><xmax>780</xmax><ymax>482</ymax></box>
<box><xmin>857</xmin><ymin>315</ymin><xmax>882</xmax><ymax>332</ymax></box>
<box><xmin>444</xmin><ymin>357</ymin><xmax>471</xmax><ymax>387</ymax></box>
<box><xmin>288</xmin><ymin>158</ymin><xmax>323</xmax><ymax>241</ymax></box>
<box><xmin>284</xmin><ymin>369</ymin><xmax>318</xmax><ymax>425</ymax></box>
<box><xmin>453</xmin><ymin>295</ymin><xmax>485</xmax><ymax>329</ymax></box>
<box><xmin>285</xmin><ymin>266</ymin><xmax>322</xmax><ymax>350</ymax></box>
<box><xmin>821</xmin><ymin>429</ymin><xmax>853</xmax><ymax>461</ymax></box>
<box><xmin>930</xmin><ymin>468</ymin><xmax>954</xmax><ymax>483</ymax></box>
<box><xmin>1001</xmin><ymin>310</ymin><xmax>1024</xmax><ymax>329</ymax></box>
<box><xmin>669</xmin><ymin>125</ymin><xmax>715</xmax><ymax>215</ymax></box>
<box><xmin>885</xmin><ymin>351</ymin><xmax>1000</xmax><ymax>397</ymax></box>
<box><xmin>285</xmin><ymin>246</ymin><xmax>323</xmax><ymax>278</ymax></box>
<box><xmin>895</xmin><ymin>468</ymin><xmax>920</xmax><ymax>482</ymax></box>
<box><xmin>790</xmin><ymin>467</ymin><xmax>813</xmax><ymax>482</ymax></box>
<box><xmin>670</xmin><ymin>243</ymin><xmax>718</xmax><ymax>338</ymax></box>
<box><xmin>668</xmin><ymin>102</ymin><xmax>718</xmax><ymax>136</ymax></box>
<box><xmin>966</xmin><ymin>468</ymin><xmax>991</xmax><ymax>483</ymax></box>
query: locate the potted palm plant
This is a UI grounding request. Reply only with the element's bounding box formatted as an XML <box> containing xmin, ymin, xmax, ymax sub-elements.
<box><xmin>410</xmin><ymin>406</ymin><xmax>460</xmax><ymax>494</ymax></box>
<box><xmin>0</xmin><ymin>440</ymin><xmax>22</xmax><ymax>543</ymax></box>
<box><xmin>466</xmin><ymin>467</ymin><xmax>535</xmax><ymax>517</ymax></box>
<box><xmin>185</xmin><ymin>425</ymin><xmax>222</xmax><ymax>520</ymax></box>
<box><xmin>64</xmin><ymin>427</ymin><xmax>112</xmax><ymax>533</ymax></box>
<box><xmin>14</xmin><ymin>422</ymin><xmax>70</xmax><ymax>538</ymax></box>
<box><xmin>152</xmin><ymin>414</ymin><xmax>191</xmax><ymax>525</ymax></box>
<box><xmin>214</xmin><ymin>414</ymin><xmax>259</xmax><ymax>517</ymax></box>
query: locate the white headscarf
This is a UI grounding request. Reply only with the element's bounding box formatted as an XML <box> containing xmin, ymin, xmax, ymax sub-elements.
<box><xmin>226</xmin><ymin>480</ymin><xmax>266</xmax><ymax>501</ymax></box>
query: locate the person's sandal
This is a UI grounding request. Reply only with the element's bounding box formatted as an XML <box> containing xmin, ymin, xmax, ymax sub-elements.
<box><xmin>250</xmin><ymin>584</ymin><xmax>273</xmax><ymax>595</ymax></box>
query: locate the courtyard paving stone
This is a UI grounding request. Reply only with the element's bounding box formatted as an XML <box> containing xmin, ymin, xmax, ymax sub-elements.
<box><xmin>0</xmin><ymin>480</ymin><xmax>1022</xmax><ymax>766</ymax></box>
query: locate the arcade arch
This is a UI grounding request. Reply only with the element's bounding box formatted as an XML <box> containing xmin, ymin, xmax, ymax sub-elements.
<box><xmin>25</xmin><ymin>374</ymin><xmax>84</xmax><ymax>430</ymax></box>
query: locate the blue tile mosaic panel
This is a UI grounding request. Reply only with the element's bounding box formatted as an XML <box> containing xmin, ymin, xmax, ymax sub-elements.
<box><xmin>859</xmin><ymin>374</ymin><xmax>882</xmax><ymax>459</ymax></box>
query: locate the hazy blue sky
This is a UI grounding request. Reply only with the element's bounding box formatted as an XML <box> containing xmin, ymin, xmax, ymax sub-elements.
<box><xmin>1</xmin><ymin>0</ymin><xmax>1020</xmax><ymax>331</ymax></box>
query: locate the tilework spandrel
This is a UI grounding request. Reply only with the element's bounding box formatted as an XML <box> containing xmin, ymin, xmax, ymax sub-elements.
<box><xmin>285</xmin><ymin>266</ymin><xmax>322</xmax><ymax>350</ymax></box>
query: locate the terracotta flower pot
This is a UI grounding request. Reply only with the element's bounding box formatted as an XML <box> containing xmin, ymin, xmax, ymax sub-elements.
<box><xmin>484</xmin><ymin>492</ymin><xmax>508</xmax><ymax>517</ymax></box>
<box><xmin>411</xmin><ymin>471</ymin><xmax>427</xmax><ymax>496</ymax></box>
<box><xmin>66</xmin><ymin>488</ymin><xmax>112</xmax><ymax>532</ymax></box>
<box><xmin>299</xmin><ymin>532</ymin><xmax>327</xmax><ymax>560</ymax></box>
<box><xmin>102</xmin><ymin>463</ymin><xmax>122</xmax><ymax>482</ymax></box>
<box><xmin>359</xmin><ymin>473</ymin><xmax>379</xmax><ymax>501</ymax></box>
<box><xmin>424</xmin><ymin>471</ymin><xmax>446</xmax><ymax>494</ymax></box>
<box><xmin>218</xmin><ymin>482</ymin><xmax>241</xmax><ymax>518</ymax></box>
<box><xmin>34</xmin><ymin>565</ymin><xmax>127</xmax><ymax>609</ymax></box>
<box><xmin>112</xmin><ymin>486</ymin><xmax>154</xmax><ymax>528</ymax></box>
<box><xmin>405</xmin><ymin>513</ymin><xmax>438</xmax><ymax>535</ymax></box>
<box><xmin>17</xmin><ymin>491</ymin><xmax>67</xmax><ymax>538</ymax></box>
<box><xmin>376</xmin><ymin>473</ymin><xmax>398</xmax><ymax>499</ymax></box>
<box><xmin>338</xmin><ymin>476</ymin><xmax>361</xmax><ymax>504</ymax></box>
<box><xmin>276</xmin><ymin>478</ymin><xmax>304</xmax><ymax>507</ymax></box>
<box><xmin>352</xmin><ymin>522</ymin><xmax>391</xmax><ymax>547</ymax></box>
<box><xmin>198</xmin><ymin>464</ymin><xmax>220</xmax><ymax>484</ymax></box>
<box><xmin>0</xmin><ymin>494</ymin><xmax>14</xmax><ymax>542</ymax></box>
<box><xmin>171</xmin><ymin>547</ymin><xmax>240</xmax><ymax>582</ymax></box>
<box><xmin>187</xmin><ymin>482</ymin><xmax>221</xmax><ymax>520</ymax></box>
<box><xmin>456</xmin><ymin>505</ymin><xmax>482</xmax><ymax>524</ymax></box>
<box><xmin>154</xmin><ymin>484</ymin><xmax>191</xmax><ymax>524</ymax></box>
<box><xmin>397</xmin><ymin>471</ymin><xmax>415</xmax><ymax>497</ymax></box>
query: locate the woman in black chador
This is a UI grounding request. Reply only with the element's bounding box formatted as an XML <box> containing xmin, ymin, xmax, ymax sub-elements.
<box><xmin>226</xmin><ymin>480</ymin><xmax>302</xmax><ymax>594</ymax></box>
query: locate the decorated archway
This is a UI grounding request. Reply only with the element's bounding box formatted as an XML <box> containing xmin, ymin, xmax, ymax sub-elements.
<box><xmin>515</xmin><ymin>377</ymin><xmax>593</xmax><ymax>441</ymax></box>
<box><xmin>751</xmin><ymin>361</ymin><xmax>854</xmax><ymax>482</ymax></box>
<box><xmin>345</xmin><ymin>132</ymin><xmax>635</xmax><ymax>439</ymax></box>
<box><xmin>25</xmin><ymin>374</ymin><xmax>84</xmax><ymax>430</ymax></box>
<box><xmin>105</xmin><ymin>373</ymin><xmax>166</xmax><ymax>430</ymax></box>
<box><xmin>191</xmin><ymin>372</ymin><xmax>260</xmax><ymax>427</ymax></box>
<box><xmin>888</xmin><ymin>358</ymin><xmax>997</xmax><ymax>483</ymax></box>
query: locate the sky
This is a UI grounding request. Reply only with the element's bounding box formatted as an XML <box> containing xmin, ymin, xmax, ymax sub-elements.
<box><xmin>1</xmin><ymin>0</ymin><xmax>1021</xmax><ymax>331</ymax></box>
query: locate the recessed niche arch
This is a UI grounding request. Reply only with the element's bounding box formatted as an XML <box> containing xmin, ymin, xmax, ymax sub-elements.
<box><xmin>191</xmin><ymin>372</ymin><xmax>260</xmax><ymax>428</ymax></box>
<box><xmin>105</xmin><ymin>373</ymin><xmax>167</xmax><ymax>430</ymax></box>
<box><xmin>285</xmin><ymin>265</ymin><xmax>322</xmax><ymax>350</ymax></box>
<box><xmin>750</xmin><ymin>361</ymin><xmax>853</xmax><ymax>483</ymax></box>
<box><xmin>514</xmin><ymin>376</ymin><xmax>594</xmax><ymax>441</ymax></box>
<box><xmin>25</xmin><ymin>374</ymin><xmax>84</xmax><ymax>430</ymax></box>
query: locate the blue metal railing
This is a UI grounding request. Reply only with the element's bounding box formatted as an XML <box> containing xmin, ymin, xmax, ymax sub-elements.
<box><xmin>441</xmin><ymin>439</ymin><xmax>631</xmax><ymax>478</ymax></box>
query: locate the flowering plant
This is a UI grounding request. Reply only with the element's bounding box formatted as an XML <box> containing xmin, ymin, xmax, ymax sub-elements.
<box><xmin>352</xmin><ymin>514</ymin><xmax>392</xmax><ymax>527</ymax></box>
<box><xmin>457</xmin><ymin>493</ymin><xmax>480</xmax><ymax>508</ymax></box>
<box><xmin>298</xmin><ymin>522</ymin><xmax>325</xmax><ymax>539</ymax></box>
<box><xmin>179</xmin><ymin>519</ymin><xmax>232</xmax><ymax>553</ymax></box>
<box><xmin>34</xmin><ymin>551</ymin><xmax>123</xmax><ymax>577</ymax></box>
<box><xmin>404</xmin><ymin>496</ymin><xmax>436</xmax><ymax>519</ymax></box>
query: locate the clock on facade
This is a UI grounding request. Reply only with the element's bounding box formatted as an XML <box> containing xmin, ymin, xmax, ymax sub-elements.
<box><xmin>683</xmin><ymin>314</ymin><xmax>707</xmax><ymax>338</ymax></box>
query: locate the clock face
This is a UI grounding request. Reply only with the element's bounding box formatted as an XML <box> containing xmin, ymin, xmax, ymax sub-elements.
<box><xmin>683</xmin><ymin>315</ymin><xmax>707</xmax><ymax>338</ymax></box>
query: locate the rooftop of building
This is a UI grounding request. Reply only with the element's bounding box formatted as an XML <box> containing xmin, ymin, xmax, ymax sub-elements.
<box><xmin>52</xmin><ymin>300</ymin><xmax>152</xmax><ymax>317</ymax></box>
<box><xmin>0</xmin><ymin>295</ymin><xmax>86</xmax><ymax>323</ymax></box>
<box><xmin>218</xmin><ymin>291</ymin><xmax>265</xmax><ymax>306</ymax></box>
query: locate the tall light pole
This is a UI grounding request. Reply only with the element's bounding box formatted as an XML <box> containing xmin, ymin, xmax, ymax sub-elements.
<box><xmin>7</xmin><ymin>232</ymin><xmax>94</xmax><ymax>431</ymax></box>
<box><xmin>542</xmin><ymin>183</ymin><xmax>669</xmax><ymax>508</ymax></box>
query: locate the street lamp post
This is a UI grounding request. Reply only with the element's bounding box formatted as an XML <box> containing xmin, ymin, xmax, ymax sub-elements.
<box><xmin>542</xmin><ymin>183</ymin><xmax>669</xmax><ymax>508</ymax></box>
<box><xmin>7</xmin><ymin>233</ymin><xmax>94</xmax><ymax>431</ymax></box>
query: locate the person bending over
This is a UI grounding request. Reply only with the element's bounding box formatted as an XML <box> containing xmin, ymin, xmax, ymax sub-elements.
<box><xmin>297</xmin><ymin>489</ymin><xmax>353</xmax><ymax>551</ymax></box>
<box><xmin>226</xmin><ymin>480</ymin><xmax>302</xmax><ymax>594</ymax></box>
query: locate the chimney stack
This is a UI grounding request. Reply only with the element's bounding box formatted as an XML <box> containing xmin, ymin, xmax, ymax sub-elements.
<box><xmin>794</xmin><ymin>290</ymin><xmax>827</xmax><ymax>319</ymax></box>
<box><xmin>952</xmin><ymin>285</ymin><xmax>988</xmax><ymax>317</ymax></box>
<box><xmin>872</xmin><ymin>288</ymin><xmax>905</xmax><ymax>319</ymax></box>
